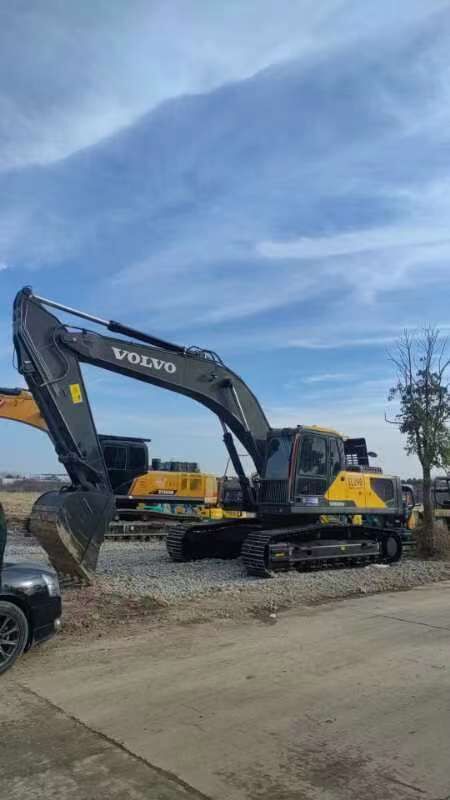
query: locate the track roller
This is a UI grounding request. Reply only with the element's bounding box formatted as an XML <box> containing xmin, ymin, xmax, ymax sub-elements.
<box><xmin>381</xmin><ymin>532</ymin><xmax>402</xmax><ymax>563</ymax></box>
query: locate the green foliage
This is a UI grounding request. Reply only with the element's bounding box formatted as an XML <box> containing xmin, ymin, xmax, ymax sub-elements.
<box><xmin>388</xmin><ymin>329</ymin><xmax>450</xmax><ymax>472</ymax></box>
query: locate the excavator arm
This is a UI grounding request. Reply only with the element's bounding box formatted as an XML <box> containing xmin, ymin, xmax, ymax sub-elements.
<box><xmin>13</xmin><ymin>288</ymin><xmax>271</xmax><ymax>579</ymax></box>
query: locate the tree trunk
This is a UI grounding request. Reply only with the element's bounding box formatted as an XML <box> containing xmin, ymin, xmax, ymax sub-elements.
<box><xmin>420</xmin><ymin>467</ymin><xmax>435</xmax><ymax>558</ymax></box>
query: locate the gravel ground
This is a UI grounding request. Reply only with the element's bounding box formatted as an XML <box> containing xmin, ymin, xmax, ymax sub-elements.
<box><xmin>6</xmin><ymin>531</ymin><xmax>450</xmax><ymax>607</ymax></box>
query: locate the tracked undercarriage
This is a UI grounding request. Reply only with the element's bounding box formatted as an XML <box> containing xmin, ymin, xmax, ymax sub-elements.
<box><xmin>167</xmin><ymin>518</ymin><xmax>403</xmax><ymax>578</ymax></box>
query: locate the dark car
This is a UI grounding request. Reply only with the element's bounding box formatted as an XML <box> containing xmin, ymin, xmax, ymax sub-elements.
<box><xmin>0</xmin><ymin>503</ymin><xmax>62</xmax><ymax>674</ymax></box>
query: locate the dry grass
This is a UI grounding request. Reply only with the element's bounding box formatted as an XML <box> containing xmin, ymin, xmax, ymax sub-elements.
<box><xmin>0</xmin><ymin>491</ymin><xmax>38</xmax><ymax>528</ymax></box>
<box><xmin>433</xmin><ymin>520</ymin><xmax>450</xmax><ymax>559</ymax></box>
<box><xmin>0</xmin><ymin>491</ymin><xmax>38</xmax><ymax>515</ymax></box>
<box><xmin>413</xmin><ymin>520</ymin><xmax>450</xmax><ymax>560</ymax></box>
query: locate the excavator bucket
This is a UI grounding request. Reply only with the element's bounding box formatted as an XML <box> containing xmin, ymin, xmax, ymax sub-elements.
<box><xmin>29</xmin><ymin>490</ymin><xmax>115</xmax><ymax>582</ymax></box>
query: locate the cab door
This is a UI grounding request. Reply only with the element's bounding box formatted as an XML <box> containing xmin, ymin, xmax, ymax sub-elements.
<box><xmin>101</xmin><ymin>442</ymin><xmax>128</xmax><ymax>493</ymax></box>
<box><xmin>328</xmin><ymin>437</ymin><xmax>345</xmax><ymax>488</ymax></box>
<box><xmin>294</xmin><ymin>433</ymin><xmax>329</xmax><ymax>505</ymax></box>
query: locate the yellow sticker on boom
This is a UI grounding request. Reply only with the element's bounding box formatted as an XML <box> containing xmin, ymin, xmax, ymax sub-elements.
<box><xmin>69</xmin><ymin>383</ymin><xmax>83</xmax><ymax>404</ymax></box>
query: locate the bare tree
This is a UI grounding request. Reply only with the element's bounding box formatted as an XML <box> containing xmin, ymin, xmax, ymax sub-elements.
<box><xmin>387</xmin><ymin>328</ymin><xmax>450</xmax><ymax>556</ymax></box>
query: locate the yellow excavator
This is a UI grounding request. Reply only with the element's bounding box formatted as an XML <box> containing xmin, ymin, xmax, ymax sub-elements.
<box><xmin>0</xmin><ymin>388</ymin><xmax>219</xmax><ymax>520</ymax></box>
<box><xmin>0</xmin><ymin>387</ymin><xmax>45</xmax><ymax>432</ymax></box>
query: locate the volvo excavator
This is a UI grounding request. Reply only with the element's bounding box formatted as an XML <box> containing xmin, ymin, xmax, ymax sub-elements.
<box><xmin>13</xmin><ymin>288</ymin><xmax>409</xmax><ymax>581</ymax></box>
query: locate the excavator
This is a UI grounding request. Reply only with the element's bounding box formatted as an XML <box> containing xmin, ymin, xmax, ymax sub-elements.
<box><xmin>13</xmin><ymin>287</ymin><xmax>410</xmax><ymax>581</ymax></box>
<box><xmin>0</xmin><ymin>388</ymin><xmax>218</xmax><ymax>518</ymax></box>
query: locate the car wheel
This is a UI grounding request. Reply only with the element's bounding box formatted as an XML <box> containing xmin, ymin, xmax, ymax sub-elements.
<box><xmin>0</xmin><ymin>602</ymin><xmax>29</xmax><ymax>675</ymax></box>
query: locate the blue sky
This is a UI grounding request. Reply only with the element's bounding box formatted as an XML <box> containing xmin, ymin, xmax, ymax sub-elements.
<box><xmin>1</xmin><ymin>0</ymin><xmax>450</xmax><ymax>478</ymax></box>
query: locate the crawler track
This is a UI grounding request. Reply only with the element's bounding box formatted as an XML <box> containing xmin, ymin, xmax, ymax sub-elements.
<box><xmin>167</xmin><ymin>519</ymin><xmax>404</xmax><ymax>578</ymax></box>
<box><xmin>166</xmin><ymin>519</ymin><xmax>260</xmax><ymax>562</ymax></box>
<box><xmin>242</xmin><ymin>524</ymin><xmax>403</xmax><ymax>577</ymax></box>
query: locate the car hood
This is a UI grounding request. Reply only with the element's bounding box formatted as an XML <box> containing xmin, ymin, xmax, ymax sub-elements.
<box><xmin>1</xmin><ymin>560</ymin><xmax>57</xmax><ymax>579</ymax></box>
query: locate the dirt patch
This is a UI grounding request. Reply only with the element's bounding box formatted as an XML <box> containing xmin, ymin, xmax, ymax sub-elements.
<box><xmin>58</xmin><ymin>562</ymin><xmax>450</xmax><ymax>642</ymax></box>
<box><xmin>58</xmin><ymin>585</ymin><xmax>295</xmax><ymax>640</ymax></box>
<box><xmin>59</xmin><ymin>586</ymin><xmax>255</xmax><ymax>640</ymax></box>
<box><xmin>61</xmin><ymin>585</ymin><xmax>170</xmax><ymax>638</ymax></box>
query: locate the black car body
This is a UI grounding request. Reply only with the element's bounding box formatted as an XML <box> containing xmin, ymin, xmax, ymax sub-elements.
<box><xmin>1</xmin><ymin>560</ymin><xmax>62</xmax><ymax>643</ymax></box>
<box><xmin>0</xmin><ymin>503</ymin><xmax>62</xmax><ymax>673</ymax></box>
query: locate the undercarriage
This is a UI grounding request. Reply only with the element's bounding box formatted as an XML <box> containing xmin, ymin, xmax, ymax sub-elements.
<box><xmin>166</xmin><ymin>518</ymin><xmax>404</xmax><ymax>578</ymax></box>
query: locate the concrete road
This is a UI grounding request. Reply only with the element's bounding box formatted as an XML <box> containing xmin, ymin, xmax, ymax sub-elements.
<box><xmin>5</xmin><ymin>581</ymin><xmax>450</xmax><ymax>800</ymax></box>
<box><xmin>0</xmin><ymin>684</ymin><xmax>207</xmax><ymax>800</ymax></box>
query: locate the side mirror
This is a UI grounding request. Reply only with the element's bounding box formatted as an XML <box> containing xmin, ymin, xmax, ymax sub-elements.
<box><xmin>367</xmin><ymin>451</ymin><xmax>378</xmax><ymax>458</ymax></box>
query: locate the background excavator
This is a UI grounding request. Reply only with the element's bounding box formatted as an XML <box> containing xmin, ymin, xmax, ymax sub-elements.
<box><xmin>0</xmin><ymin>387</ymin><xmax>45</xmax><ymax>432</ymax></box>
<box><xmin>0</xmin><ymin>388</ymin><xmax>221</xmax><ymax>520</ymax></box>
<box><xmin>13</xmin><ymin>288</ymin><xmax>411</xmax><ymax>581</ymax></box>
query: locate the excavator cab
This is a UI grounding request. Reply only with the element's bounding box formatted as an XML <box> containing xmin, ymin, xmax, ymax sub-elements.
<box><xmin>260</xmin><ymin>427</ymin><xmax>345</xmax><ymax>511</ymax></box>
<box><xmin>259</xmin><ymin>427</ymin><xmax>402</xmax><ymax>517</ymax></box>
<box><xmin>433</xmin><ymin>476</ymin><xmax>450</xmax><ymax>509</ymax></box>
<box><xmin>99</xmin><ymin>435</ymin><xmax>149</xmax><ymax>494</ymax></box>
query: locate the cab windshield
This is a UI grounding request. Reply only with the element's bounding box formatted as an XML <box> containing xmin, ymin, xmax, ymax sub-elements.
<box><xmin>264</xmin><ymin>435</ymin><xmax>293</xmax><ymax>479</ymax></box>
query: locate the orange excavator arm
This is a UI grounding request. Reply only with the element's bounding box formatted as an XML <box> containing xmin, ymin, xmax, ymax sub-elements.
<box><xmin>0</xmin><ymin>388</ymin><xmax>48</xmax><ymax>432</ymax></box>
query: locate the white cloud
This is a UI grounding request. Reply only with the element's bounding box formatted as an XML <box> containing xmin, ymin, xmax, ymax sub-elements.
<box><xmin>1</xmin><ymin>0</ymin><xmax>445</xmax><ymax>170</ymax></box>
<box><xmin>302</xmin><ymin>372</ymin><xmax>353</xmax><ymax>383</ymax></box>
<box><xmin>253</xmin><ymin>179</ymin><xmax>450</xmax><ymax>310</ymax></box>
<box><xmin>211</xmin><ymin>322</ymin><xmax>450</xmax><ymax>357</ymax></box>
<box><xmin>258</xmin><ymin>226</ymin><xmax>450</xmax><ymax>260</ymax></box>
<box><xmin>0</xmin><ymin>1</ymin><xmax>331</xmax><ymax>170</ymax></box>
<box><xmin>287</xmin><ymin>335</ymin><xmax>398</xmax><ymax>350</ymax></box>
<box><xmin>1</xmin><ymin>1</ymin><xmax>450</xmax><ymax>481</ymax></box>
<box><xmin>105</xmin><ymin>159</ymin><xmax>450</xmax><ymax>328</ymax></box>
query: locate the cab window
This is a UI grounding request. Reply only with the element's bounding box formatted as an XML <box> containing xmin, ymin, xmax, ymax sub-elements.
<box><xmin>298</xmin><ymin>436</ymin><xmax>327</xmax><ymax>476</ymax></box>
<box><xmin>265</xmin><ymin>436</ymin><xmax>293</xmax><ymax>479</ymax></box>
<box><xmin>329</xmin><ymin>438</ymin><xmax>342</xmax><ymax>477</ymax></box>
<box><xmin>128</xmin><ymin>445</ymin><xmax>147</xmax><ymax>471</ymax></box>
<box><xmin>103</xmin><ymin>445</ymin><xmax>126</xmax><ymax>470</ymax></box>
